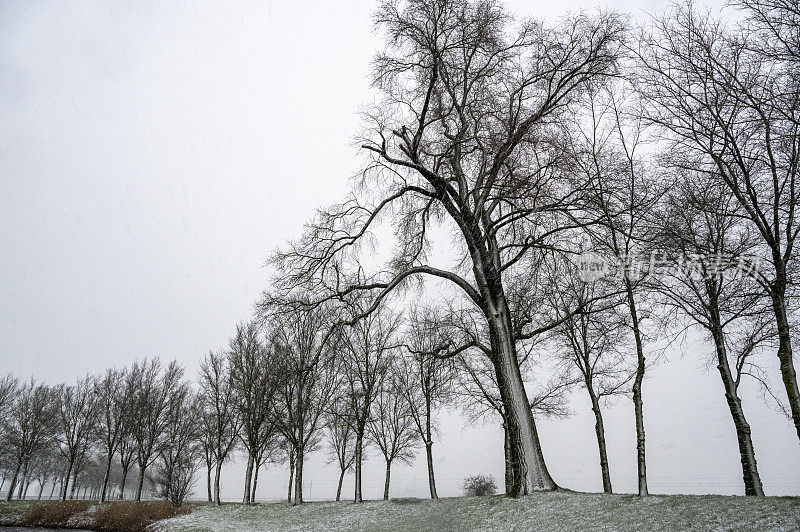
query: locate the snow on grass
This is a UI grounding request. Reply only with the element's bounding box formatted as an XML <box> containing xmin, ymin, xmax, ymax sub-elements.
<box><xmin>153</xmin><ymin>492</ymin><xmax>800</xmax><ymax>531</ymax></box>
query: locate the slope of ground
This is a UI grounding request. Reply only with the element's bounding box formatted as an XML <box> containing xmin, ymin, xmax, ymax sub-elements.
<box><xmin>153</xmin><ymin>492</ymin><xmax>800</xmax><ymax>531</ymax></box>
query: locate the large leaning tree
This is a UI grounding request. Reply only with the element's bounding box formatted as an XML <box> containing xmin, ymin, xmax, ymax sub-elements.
<box><xmin>273</xmin><ymin>0</ymin><xmax>623</xmax><ymax>494</ymax></box>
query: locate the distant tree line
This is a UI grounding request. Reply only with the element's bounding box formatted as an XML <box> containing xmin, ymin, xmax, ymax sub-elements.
<box><xmin>0</xmin><ymin>307</ymin><xmax>458</xmax><ymax>506</ymax></box>
<box><xmin>2</xmin><ymin>0</ymin><xmax>799</xmax><ymax>505</ymax></box>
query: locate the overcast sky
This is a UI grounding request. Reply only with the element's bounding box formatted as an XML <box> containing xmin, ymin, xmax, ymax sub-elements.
<box><xmin>2</xmin><ymin>0</ymin><xmax>798</xmax><ymax>501</ymax></box>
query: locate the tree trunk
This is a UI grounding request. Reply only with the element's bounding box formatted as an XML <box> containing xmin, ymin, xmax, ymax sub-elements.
<box><xmin>119</xmin><ymin>466</ymin><xmax>129</xmax><ymax>500</ymax></box>
<box><xmin>467</xmin><ymin>234</ymin><xmax>557</xmax><ymax>496</ymax></box>
<box><xmin>503</xmin><ymin>421</ymin><xmax>515</xmax><ymax>495</ymax></box>
<box><xmin>61</xmin><ymin>460</ymin><xmax>74</xmax><ymax>501</ymax></box>
<box><xmin>18</xmin><ymin>462</ymin><xmax>29</xmax><ymax>500</ymax></box>
<box><xmin>423</xmin><ymin>397</ymin><xmax>438</xmax><ymax>499</ymax></box>
<box><xmin>770</xmin><ymin>284</ymin><xmax>800</xmax><ymax>443</ymax></box>
<box><xmin>710</xmin><ymin>325</ymin><xmax>764</xmax><ymax>495</ymax></box>
<box><xmin>101</xmin><ymin>453</ymin><xmax>113</xmax><ymax>503</ymax></box>
<box><xmin>286</xmin><ymin>449</ymin><xmax>294</xmax><ymax>503</ymax></box>
<box><xmin>625</xmin><ymin>280</ymin><xmax>648</xmax><ymax>497</ymax></box>
<box><xmin>588</xmin><ymin>388</ymin><xmax>612</xmax><ymax>494</ymax></box>
<box><xmin>336</xmin><ymin>468</ymin><xmax>345</xmax><ymax>502</ymax></box>
<box><xmin>17</xmin><ymin>470</ymin><xmax>27</xmax><ymax>500</ymax></box>
<box><xmin>383</xmin><ymin>460</ymin><xmax>391</xmax><ymax>500</ymax></box>
<box><xmin>37</xmin><ymin>482</ymin><xmax>45</xmax><ymax>500</ymax></box>
<box><xmin>354</xmin><ymin>426</ymin><xmax>365</xmax><ymax>502</ymax></box>
<box><xmin>206</xmin><ymin>464</ymin><xmax>212</xmax><ymax>503</ymax></box>
<box><xmin>70</xmin><ymin>467</ymin><xmax>79</xmax><ymax>500</ymax></box>
<box><xmin>486</xmin><ymin>300</ymin><xmax>557</xmax><ymax>495</ymax></box>
<box><xmin>243</xmin><ymin>453</ymin><xmax>254</xmax><ymax>504</ymax></box>
<box><xmin>5</xmin><ymin>462</ymin><xmax>21</xmax><ymax>501</ymax></box>
<box><xmin>293</xmin><ymin>449</ymin><xmax>304</xmax><ymax>505</ymax></box>
<box><xmin>135</xmin><ymin>466</ymin><xmax>145</xmax><ymax>502</ymax></box>
<box><xmin>214</xmin><ymin>461</ymin><xmax>223</xmax><ymax>505</ymax></box>
<box><xmin>425</xmin><ymin>441</ymin><xmax>437</xmax><ymax>499</ymax></box>
<box><xmin>251</xmin><ymin>462</ymin><xmax>260</xmax><ymax>503</ymax></box>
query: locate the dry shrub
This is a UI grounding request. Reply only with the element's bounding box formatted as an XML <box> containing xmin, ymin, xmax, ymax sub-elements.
<box><xmin>94</xmin><ymin>501</ymin><xmax>189</xmax><ymax>532</ymax></box>
<box><xmin>25</xmin><ymin>500</ymin><xmax>90</xmax><ymax>527</ymax></box>
<box><xmin>463</xmin><ymin>475</ymin><xmax>497</xmax><ymax>496</ymax></box>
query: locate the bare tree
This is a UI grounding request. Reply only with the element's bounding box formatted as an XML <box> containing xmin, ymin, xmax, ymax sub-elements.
<box><xmin>118</xmin><ymin>384</ymin><xmax>136</xmax><ymax>500</ymax></box>
<box><xmin>637</xmin><ymin>0</ymin><xmax>800</xmax><ymax>442</ymax></box>
<box><xmin>199</xmin><ymin>350</ymin><xmax>240</xmax><ymax>505</ymax></box>
<box><xmin>197</xmin><ymin>401</ymin><xmax>216</xmax><ymax>503</ymax></box>
<box><xmin>3</xmin><ymin>380</ymin><xmax>54</xmax><ymax>501</ymax></box>
<box><xmin>66</xmin><ymin>449</ymin><xmax>93</xmax><ymax>500</ymax></box>
<box><xmin>55</xmin><ymin>376</ymin><xmax>98</xmax><ymax>501</ymax></box>
<box><xmin>129</xmin><ymin>358</ymin><xmax>185</xmax><ymax>501</ymax></box>
<box><xmin>564</xmin><ymin>80</ymin><xmax>663</xmax><ymax>495</ymax></box>
<box><xmin>248</xmin><ymin>424</ymin><xmax>281</xmax><ymax>503</ymax></box>
<box><xmin>271</xmin><ymin>0</ymin><xmax>624</xmax><ymax>495</ymax></box>
<box><xmin>227</xmin><ymin>321</ymin><xmax>280</xmax><ymax>504</ymax></box>
<box><xmin>547</xmin><ymin>265</ymin><xmax>631</xmax><ymax>494</ymax></box>
<box><xmin>369</xmin><ymin>365</ymin><xmax>418</xmax><ymax>500</ymax></box>
<box><xmin>398</xmin><ymin>307</ymin><xmax>455</xmax><ymax>499</ymax></box>
<box><xmin>150</xmin><ymin>388</ymin><xmax>198</xmax><ymax>507</ymax></box>
<box><xmin>96</xmin><ymin>368</ymin><xmax>128</xmax><ymax>502</ymax></box>
<box><xmin>30</xmin><ymin>450</ymin><xmax>59</xmax><ymax>500</ymax></box>
<box><xmin>0</xmin><ymin>374</ymin><xmax>20</xmax><ymax>496</ymax></box>
<box><xmin>340</xmin><ymin>304</ymin><xmax>400</xmax><ymax>502</ymax></box>
<box><xmin>447</xmin><ymin>298</ymin><xmax>572</xmax><ymax>493</ymax></box>
<box><xmin>325</xmin><ymin>400</ymin><xmax>356</xmax><ymax>502</ymax></box>
<box><xmin>0</xmin><ymin>374</ymin><xmax>18</xmax><ymax>420</ymax></box>
<box><xmin>268</xmin><ymin>305</ymin><xmax>338</xmax><ymax>505</ymax></box>
<box><xmin>653</xmin><ymin>175</ymin><xmax>770</xmax><ymax>495</ymax></box>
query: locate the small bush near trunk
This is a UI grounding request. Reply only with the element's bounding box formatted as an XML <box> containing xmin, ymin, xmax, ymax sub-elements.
<box><xmin>463</xmin><ymin>475</ymin><xmax>497</xmax><ymax>497</ymax></box>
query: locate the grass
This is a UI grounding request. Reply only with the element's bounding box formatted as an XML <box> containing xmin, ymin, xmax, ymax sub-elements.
<box><xmin>0</xmin><ymin>500</ymin><xmax>42</xmax><ymax>525</ymax></box>
<box><xmin>152</xmin><ymin>492</ymin><xmax>800</xmax><ymax>531</ymax></box>
<box><xmin>0</xmin><ymin>499</ymin><xmax>188</xmax><ymax>531</ymax></box>
<box><xmin>1</xmin><ymin>493</ymin><xmax>798</xmax><ymax>531</ymax></box>
<box><xmin>24</xmin><ymin>500</ymin><xmax>93</xmax><ymax>528</ymax></box>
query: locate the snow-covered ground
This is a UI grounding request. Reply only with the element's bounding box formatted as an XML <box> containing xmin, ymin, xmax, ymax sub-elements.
<box><xmin>154</xmin><ymin>492</ymin><xmax>800</xmax><ymax>531</ymax></box>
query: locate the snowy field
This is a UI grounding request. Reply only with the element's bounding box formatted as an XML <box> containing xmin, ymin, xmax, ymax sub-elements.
<box><xmin>154</xmin><ymin>492</ymin><xmax>800</xmax><ymax>531</ymax></box>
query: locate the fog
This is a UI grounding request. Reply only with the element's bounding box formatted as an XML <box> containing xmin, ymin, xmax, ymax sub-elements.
<box><xmin>2</xmin><ymin>0</ymin><xmax>798</xmax><ymax>501</ymax></box>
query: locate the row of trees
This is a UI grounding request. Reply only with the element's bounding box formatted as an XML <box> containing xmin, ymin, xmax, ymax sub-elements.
<box><xmin>3</xmin><ymin>0</ymin><xmax>798</xmax><ymax>504</ymax></box>
<box><xmin>0</xmin><ymin>305</ymin><xmax>499</xmax><ymax>506</ymax></box>
<box><xmin>267</xmin><ymin>0</ymin><xmax>799</xmax><ymax>499</ymax></box>
<box><xmin>194</xmin><ymin>304</ymin><xmax>459</xmax><ymax>506</ymax></box>
<box><xmin>0</xmin><ymin>360</ymin><xmax>194</xmax><ymax>506</ymax></box>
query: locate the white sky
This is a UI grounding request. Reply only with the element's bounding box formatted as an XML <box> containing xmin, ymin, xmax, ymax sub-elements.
<box><xmin>2</xmin><ymin>0</ymin><xmax>798</xmax><ymax>501</ymax></box>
